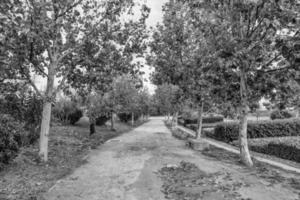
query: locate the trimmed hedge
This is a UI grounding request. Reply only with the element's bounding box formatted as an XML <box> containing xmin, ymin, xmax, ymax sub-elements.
<box><xmin>233</xmin><ymin>137</ymin><xmax>300</xmax><ymax>163</ymax></box>
<box><xmin>270</xmin><ymin>110</ymin><xmax>293</xmax><ymax>120</ymax></box>
<box><xmin>0</xmin><ymin>115</ymin><xmax>24</xmax><ymax>168</ymax></box>
<box><xmin>211</xmin><ymin>119</ymin><xmax>300</xmax><ymax>143</ymax></box>
<box><xmin>183</xmin><ymin>116</ymin><xmax>224</xmax><ymax>125</ymax></box>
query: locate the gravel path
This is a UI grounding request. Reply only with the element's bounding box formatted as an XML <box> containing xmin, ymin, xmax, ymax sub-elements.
<box><xmin>44</xmin><ymin>117</ymin><xmax>300</xmax><ymax>200</ymax></box>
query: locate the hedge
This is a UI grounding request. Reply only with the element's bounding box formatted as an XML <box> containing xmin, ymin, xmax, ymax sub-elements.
<box><xmin>211</xmin><ymin>119</ymin><xmax>300</xmax><ymax>143</ymax></box>
<box><xmin>233</xmin><ymin>137</ymin><xmax>300</xmax><ymax>163</ymax></box>
<box><xmin>270</xmin><ymin>110</ymin><xmax>293</xmax><ymax>120</ymax></box>
<box><xmin>183</xmin><ymin>116</ymin><xmax>224</xmax><ymax>125</ymax></box>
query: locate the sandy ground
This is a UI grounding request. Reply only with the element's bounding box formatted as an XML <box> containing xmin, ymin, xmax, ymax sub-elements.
<box><xmin>44</xmin><ymin>117</ymin><xmax>300</xmax><ymax>200</ymax></box>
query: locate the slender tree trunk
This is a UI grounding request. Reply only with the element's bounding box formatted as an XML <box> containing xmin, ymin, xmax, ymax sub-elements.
<box><xmin>39</xmin><ymin>101</ymin><xmax>52</xmax><ymax>161</ymax></box>
<box><xmin>196</xmin><ymin>102</ymin><xmax>204</xmax><ymax>139</ymax></box>
<box><xmin>172</xmin><ymin>112</ymin><xmax>178</xmax><ymax>127</ymax></box>
<box><xmin>131</xmin><ymin>112</ymin><xmax>134</xmax><ymax>126</ymax></box>
<box><xmin>39</xmin><ymin>63</ymin><xmax>55</xmax><ymax>162</ymax></box>
<box><xmin>110</xmin><ymin>112</ymin><xmax>114</xmax><ymax>130</ymax></box>
<box><xmin>239</xmin><ymin>68</ymin><xmax>253</xmax><ymax>167</ymax></box>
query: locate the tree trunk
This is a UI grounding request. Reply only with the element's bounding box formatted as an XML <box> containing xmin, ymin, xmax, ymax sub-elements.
<box><xmin>196</xmin><ymin>102</ymin><xmax>204</xmax><ymax>139</ymax></box>
<box><xmin>239</xmin><ymin>68</ymin><xmax>253</xmax><ymax>167</ymax></box>
<box><xmin>131</xmin><ymin>112</ymin><xmax>134</xmax><ymax>126</ymax></box>
<box><xmin>38</xmin><ymin>101</ymin><xmax>52</xmax><ymax>161</ymax></box>
<box><xmin>172</xmin><ymin>112</ymin><xmax>178</xmax><ymax>127</ymax></box>
<box><xmin>39</xmin><ymin>63</ymin><xmax>55</xmax><ymax>162</ymax></box>
<box><xmin>110</xmin><ymin>113</ymin><xmax>114</xmax><ymax>130</ymax></box>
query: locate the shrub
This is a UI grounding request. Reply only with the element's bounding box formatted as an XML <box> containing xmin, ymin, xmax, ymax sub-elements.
<box><xmin>233</xmin><ymin>137</ymin><xmax>300</xmax><ymax>163</ymax></box>
<box><xmin>0</xmin><ymin>93</ymin><xmax>43</xmax><ymax>145</ymax></box>
<box><xmin>270</xmin><ymin>110</ymin><xmax>293</xmax><ymax>120</ymax></box>
<box><xmin>183</xmin><ymin>116</ymin><xmax>224</xmax><ymax>125</ymax></box>
<box><xmin>212</xmin><ymin>119</ymin><xmax>300</xmax><ymax>143</ymax></box>
<box><xmin>95</xmin><ymin>115</ymin><xmax>110</xmax><ymax>126</ymax></box>
<box><xmin>118</xmin><ymin>113</ymin><xmax>140</xmax><ymax>122</ymax></box>
<box><xmin>52</xmin><ymin>100</ymin><xmax>83</xmax><ymax>125</ymax></box>
<box><xmin>0</xmin><ymin>115</ymin><xmax>24</xmax><ymax>167</ymax></box>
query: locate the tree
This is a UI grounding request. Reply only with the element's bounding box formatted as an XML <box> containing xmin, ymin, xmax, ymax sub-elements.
<box><xmin>152</xmin><ymin>84</ymin><xmax>180</xmax><ymax>125</ymax></box>
<box><xmin>112</xmin><ymin>74</ymin><xmax>141</xmax><ymax>126</ymax></box>
<box><xmin>189</xmin><ymin>0</ymin><xmax>299</xmax><ymax>166</ymax></box>
<box><xmin>137</xmin><ymin>87</ymin><xmax>151</xmax><ymax>121</ymax></box>
<box><xmin>1</xmin><ymin>0</ymin><xmax>137</xmax><ymax>162</ymax></box>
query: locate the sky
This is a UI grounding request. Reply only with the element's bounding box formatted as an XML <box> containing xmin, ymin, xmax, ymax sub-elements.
<box><xmin>35</xmin><ymin>0</ymin><xmax>168</xmax><ymax>95</ymax></box>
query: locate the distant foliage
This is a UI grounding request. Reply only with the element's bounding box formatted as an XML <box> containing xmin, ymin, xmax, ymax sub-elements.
<box><xmin>0</xmin><ymin>114</ymin><xmax>24</xmax><ymax>168</ymax></box>
<box><xmin>52</xmin><ymin>100</ymin><xmax>83</xmax><ymax>125</ymax></box>
<box><xmin>270</xmin><ymin>110</ymin><xmax>293</xmax><ymax>120</ymax></box>
<box><xmin>210</xmin><ymin>119</ymin><xmax>300</xmax><ymax>143</ymax></box>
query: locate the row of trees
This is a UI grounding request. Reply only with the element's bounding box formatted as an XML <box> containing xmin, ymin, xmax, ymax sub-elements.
<box><xmin>1</xmin><ymin>0</ymin><xmax>150</xmax><ymax>162</ymax></box>
<box><xmin>149</xmin><ymin>0</ymin><xmax>299</xmax><ymax>166</ymax></box>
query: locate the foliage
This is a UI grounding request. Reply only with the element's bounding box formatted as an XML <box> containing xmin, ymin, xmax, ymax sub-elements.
<box><xmin>0</xmin><ymin>91</ymin><xmax>43</xmax><ymax>145</ymax></box>
<box><xmin>211</xmin><ymin>119</ymin><xmax>300</xmax><ymax>143</ymax></box>
<box><xmin>233</xmin><ymin>137</ymin><xmax>300</xmax><ymax>163</ymax></box>
<box><xmin>270</xmin><ymin>110</ymin><xmax>293</xmax><ymax>120</ymax></box>
<box><xmin>52</xmin><ymin>99</ymin><xmax>83</xmax><ymax>125</ymax></box>
<box><xmin>152</xmin><ymin>84</ymin><xmax>180</xmax><ymax>115</ymax></box>
<box><xmin>0</xmin><ymin>115</ymin><xmax>24</xmax><ymax>168</ymax></box>
<box><xmin>112</xmin><ymin>74</ymin><xmax>140</xmax><ymax>115</ymax></box>
<box><xmin>87</xmin><ymin>93</ymin><xmax>113</xmax><ymax>123</ymax></box>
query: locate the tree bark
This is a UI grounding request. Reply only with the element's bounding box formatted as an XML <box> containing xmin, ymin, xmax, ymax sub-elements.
<box><xmin>110</xmin><ymin>113</ymin><xmax>114</xmax><ymax>130</ymax></box>
<box><xmin>196</xmin><ymin>102</ymin><xmax>204</xmax><ymax>139</ymax></box>
<box><xmin>39</xmin><ymin>63</ymin><xmax>55</xmax><ymax>162</ymax></box>
<box><xmin>38</xmin><ymin>101</ymin><xmax>52</xmax><ymax>161</ymax></box>
<box><xmin>239</xmin><ymin>68</ymin><xmax>253</xmax><ymax>167</ymax></box>
<box><xmin>172</xmin><ymin>112</ymin><xmax>178</xmax><ymax>127</ymax></box>
<box><xmin>131</xmin><ymin>112</ymin><xmax>134</xmax><ymax>126</ymax></box>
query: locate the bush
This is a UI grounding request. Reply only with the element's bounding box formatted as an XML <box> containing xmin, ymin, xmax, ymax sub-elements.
<box><xmin>270</xmin><ymin>110</ymin><xmax>293</xmax><ymax>120</ymax></box>
<box><xmin>233</xmin><ymin>137</ymin><xmax>300</xmax><ymax>163</ymax></box>
<box><xmin>52</xmin><ymin>100</ymin><xmax>83</xmax><ymax>125</ymax></box>
<box><xmin>0</xmin><ymin>115</ymin><xmax>24</xmax><ymax>167</ymax></box>
<box><xmin>211</xmin><ymin>119</ymin><xmax>300</xmax><ymax>143</ymax></box>
<box><xmin>95</xmin><ymin>115</ymin><xmax>110</xmax><ymax>126</ymax></box>
<box><xmin>183</xmin><ymin>116</ymin><xmax>224</xmax><ymax>125</ymax></box>
<box><xmin>0</xmin><ymin>93</ymin><xmax>43</xmax><ymax>145</ymax></box>
<box><xmin>118</xmin><ymin>113</ymin><xmax>140</xmax><ymax>122</ymax></box>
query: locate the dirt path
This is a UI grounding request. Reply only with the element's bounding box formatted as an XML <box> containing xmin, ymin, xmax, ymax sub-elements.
<box><xmin>44</xmin><ymin>117</ymin><xmax>300</xmax><ymax>200</ymax></box>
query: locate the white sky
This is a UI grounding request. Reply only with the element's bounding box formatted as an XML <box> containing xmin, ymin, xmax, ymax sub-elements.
<box><xmin>35</xmin><ymin>0</ymin><xmax>167</xmax><ymax>95</ymax></box>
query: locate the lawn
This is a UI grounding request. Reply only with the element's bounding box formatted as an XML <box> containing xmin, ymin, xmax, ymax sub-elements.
<box><xmin>0</xmin><ymin>117</ymin><xmax>145</xmax><ymax>200</ymax></box>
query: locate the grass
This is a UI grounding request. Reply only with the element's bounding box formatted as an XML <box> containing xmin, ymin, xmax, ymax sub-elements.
<box><xmin>0</xmin><ymin>117</ymin><xmax>146</xmax><ymax>200</ymax></box>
